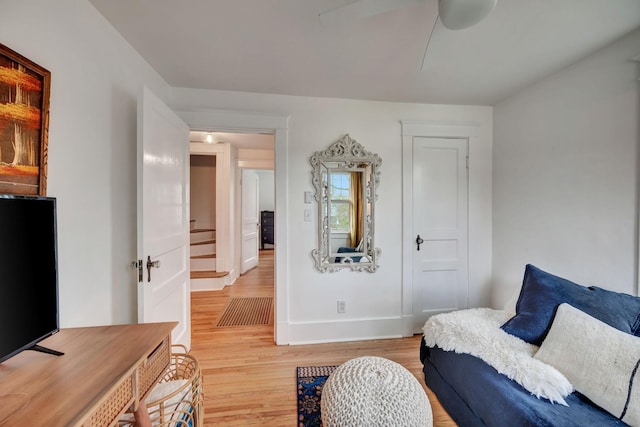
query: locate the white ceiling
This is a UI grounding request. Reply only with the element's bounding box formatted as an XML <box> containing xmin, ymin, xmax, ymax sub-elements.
<box><xmin>89</xmin><ymin>0</ymin><xmax>640</xmax><ymax>105</ymax></box>
<box><xmin>190</xmin><ymin>131</ymin><xmax>274</xmax><ymax>149</ymax></box>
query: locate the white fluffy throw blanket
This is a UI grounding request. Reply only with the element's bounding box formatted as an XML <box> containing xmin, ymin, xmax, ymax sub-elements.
<box><xmin>422</xmin><ymin>308</ymin><xmax>573</xmax><ymax>406</ymax></box>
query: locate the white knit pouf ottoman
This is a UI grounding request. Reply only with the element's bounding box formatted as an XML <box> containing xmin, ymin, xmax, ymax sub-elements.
<box><xmin>322</xmin><ymin>356</ymin><xmax>432</xmax><ymax>427</ymax></box>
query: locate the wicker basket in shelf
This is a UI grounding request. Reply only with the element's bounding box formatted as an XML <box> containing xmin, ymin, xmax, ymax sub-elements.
<box><xmin>120</xmin><ymin>346</ymin><xmax>204</xmax><ymax>427</ymax></box>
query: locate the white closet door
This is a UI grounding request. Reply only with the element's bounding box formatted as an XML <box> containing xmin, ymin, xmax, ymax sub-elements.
<box><xmin>412</xmin><ymin>137</ymin><xmax>468</xmax><ymax>332</ymax></box>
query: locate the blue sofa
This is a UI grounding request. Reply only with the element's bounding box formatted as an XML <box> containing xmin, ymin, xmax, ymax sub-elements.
<box><xmin>420</xmin><ymin>264</ymin><xmax>640</xmax><ymax>426</ymax></box>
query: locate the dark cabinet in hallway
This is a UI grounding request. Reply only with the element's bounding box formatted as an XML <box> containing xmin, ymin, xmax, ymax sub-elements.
<box><xmin>261</xmin><ymin>210</ymin><xmax>274</xmax><ymax>249</ymax></box>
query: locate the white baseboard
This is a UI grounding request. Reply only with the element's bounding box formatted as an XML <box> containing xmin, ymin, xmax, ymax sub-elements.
<box><xmin>402</xmin><ymin>315</ymin><xmax>415</xmax><ymax>337</ymax></box>
<box><xmin>286</xmin><ymin>317</ymin><xmax>404</xmax><ymax>345</ymax></box>
<box><xmin>190</xmin><ymin>278</ymin><xmax>226</xmax><ymax>291</ymax></box>
<box><xmin>189</xmin><ymin>268</ymin><xmax>238</xmax><ymax>292</ymax></box>
<box><xmin>275</xmin><ymin>321</ymin><xmax>290</xmax><ymax>345</ymax></box>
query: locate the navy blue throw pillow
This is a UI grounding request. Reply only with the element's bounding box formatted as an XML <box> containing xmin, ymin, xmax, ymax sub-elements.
<box><xmin>335</xmin><ymin>247</ymin><xmax>362</xmax><ymax>263</ymax></box>
<box><xmin>501</xmin><ymin>264</ymin><xmax>640</xmax><ymax>346</ymax></box>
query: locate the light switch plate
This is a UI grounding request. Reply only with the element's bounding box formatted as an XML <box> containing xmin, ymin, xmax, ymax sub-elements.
<box><xmin>304</xmin><ymin>209</ymin><xmax>311</xmax><ymax>221</ymax></box>
<box><xmin>304</xmin><ymin>191</ymin><xmax>312</xmax><ymax>204</ymax></box>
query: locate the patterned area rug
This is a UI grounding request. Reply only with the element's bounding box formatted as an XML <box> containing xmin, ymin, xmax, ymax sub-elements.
<box><xmin>216</xmin><ymin>297</ymin><xmax>273</xmax><ymax>327</ymax></box>
<box><xmin>297</xmin><ymin>365</ymin><xmax>338</xmax><ymax>427</ymax></box>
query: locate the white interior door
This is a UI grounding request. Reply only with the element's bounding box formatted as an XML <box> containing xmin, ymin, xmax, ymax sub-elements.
<box><xmin>137</xmin><ymin>86</ymin><xmax>191</xmax><ymax>349</ymax></box>
<box><xmin>241</xmin><ymin>169</ymin><xmax>259</xmax><ymax>274</ymax></box>
<box><xmin>412</xmin><ymin>137</ymin><xmax>468</xmax><ymax>332</ymax></box>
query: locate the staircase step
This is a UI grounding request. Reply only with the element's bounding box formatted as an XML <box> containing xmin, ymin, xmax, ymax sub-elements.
<box><xmin>191</xmin><ymin>253</ymin><xmax>216</xmax><ymax>259</ymax></box>
<box><xmin>191</xmin><ymin>270</ymin><xmax>229</xmax><ymax>279</ymax></box>
<box><xmin>190</xmin><ymin>242</ymin><xmax>215</xmax><ymax>256</ymax></box>
<box><xmin>191</xmin><ymin>228</ymin><xmax>215</xmax><ymax>233</ymax></box>
<box><xmin>190</xmin><ymin>239</ymin><xmax>215</xmax><ymax>246</ymax></box>
<box><xmin>191</xmin><ymin>254</ymin><xmax>216</xmax><ymax>270</ymax></box>
<box><xmin>190</xmin><ymin>229</ymin><xmax>216</xmax><ymax>243</ymax></box>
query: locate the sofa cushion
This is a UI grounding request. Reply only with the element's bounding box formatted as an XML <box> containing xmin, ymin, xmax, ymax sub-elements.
<box><xmin>335</xmin><ymin>247</ymin><xmax>362</xmax><ymax>262</ymax></box>
<box><xmin>501</xmin><ymin>264</ymin><xmax>640</xmax><ymax>345</ymax></box>
<box><xmin>535</xmin><ymin>303</ymin><xmax>640</xmax><ymax>425</ymax></box>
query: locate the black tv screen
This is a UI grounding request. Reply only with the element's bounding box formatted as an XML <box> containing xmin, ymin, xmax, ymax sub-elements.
<box><xmin>0</xmin><ymin>195</ymin><xmax>60</xmax><ymax>363</ymax></box>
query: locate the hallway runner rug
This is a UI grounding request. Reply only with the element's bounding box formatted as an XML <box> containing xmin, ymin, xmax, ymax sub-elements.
<box><xmin>297</xmin><ymin>365</ymin><xmax>338</xmax><ymax>427</ymax></box>
<box><xmin>216</xmin><ymin>297</ymin><xmax>273</xmax><ymax>327</ymax></box>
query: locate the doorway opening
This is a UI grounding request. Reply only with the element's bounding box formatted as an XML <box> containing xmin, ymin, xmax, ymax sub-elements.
<box><xmin>187</xmin><ymin>130</ymin><xmax>275</xmax><ymax>294</ymax></box>
<box><xmin>189</xmin><ymin>153</ymin><xmax>224</xmax><ymax>286</ymax></box>
<box><xmin>177</xmin><ymin>108</ymin><xmax>288</xmax><ymax>344</ymax></box>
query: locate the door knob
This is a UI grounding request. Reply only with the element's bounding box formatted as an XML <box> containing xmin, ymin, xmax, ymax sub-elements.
<box><xmin>416</xmin><ymin>235</ymin><xmax>424</xmax><ymax>251</ymax></box>
<box><xmin>146</xmin><ymin>255</ymin><xmax>161</xmax><ymax>282</ymax></box>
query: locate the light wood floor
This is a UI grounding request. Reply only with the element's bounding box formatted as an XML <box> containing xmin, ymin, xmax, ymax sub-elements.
<box><xmin>190</xmin><ymin>250</ymin><xmax>457</xmax><ymax>426</ymax></box>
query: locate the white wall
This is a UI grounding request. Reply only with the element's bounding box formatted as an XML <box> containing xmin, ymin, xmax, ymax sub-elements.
<box><xmin>172</xmin><ymin>89</ymin><xmax>493</xmax><ymax>343</ymax></box>
<box><xmin>257</xmin><ymin>170</ymin><xmax>275</xmax><ymax>212</ymax></box>
<box><xmin>190</xmin><ymin>155</ymin><xmax>216</xmax><ymax>230</ymax></box>
<box><xmin>238</xmin><ymin>148</ymin><xmax>275</xmax><ymax>170</ymax></box>
<box><xmin>492</xmin><ymin>29</ymin><xmax>640</xmax><ymax>307</ymax></box>
<box><xmin>0</xmin><ymin>1</ymin><xmax>171</xmax><ymax>327</ymax></box>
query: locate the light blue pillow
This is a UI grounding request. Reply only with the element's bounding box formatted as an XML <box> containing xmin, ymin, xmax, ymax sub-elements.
<box><xmin>501</xmin><ymin>264</ymin><xmax>640</xmax><ymax>345</ymax></box>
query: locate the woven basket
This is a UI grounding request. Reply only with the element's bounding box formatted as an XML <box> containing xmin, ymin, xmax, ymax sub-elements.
<box><xmin>120</xmin><ymin>346</ymin><xmax>204</xmax><ymax>427</ymax></box>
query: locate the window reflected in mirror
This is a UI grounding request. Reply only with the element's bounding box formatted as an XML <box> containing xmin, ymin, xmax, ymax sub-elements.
<box><xmin>328</xmin><ymin>172</ymin><xmax>351</xmax><ymax>231</ymax></box>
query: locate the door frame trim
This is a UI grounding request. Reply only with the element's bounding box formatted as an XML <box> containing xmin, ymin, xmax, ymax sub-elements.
<box><xmin>176</xmin><ymin>108</ymin><xmax>290</xmax><ymax>344</ymax></box>
<box><xmin>400</xmin><ymin>121</ymin><xmax>480</xmax><ymax>336</ymax></box>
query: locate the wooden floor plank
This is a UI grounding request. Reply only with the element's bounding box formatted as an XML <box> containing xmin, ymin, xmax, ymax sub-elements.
<box><xmin>190</xmin><ymin>250</ymin><xmax>457</xmax><ymax>426</ymax></box>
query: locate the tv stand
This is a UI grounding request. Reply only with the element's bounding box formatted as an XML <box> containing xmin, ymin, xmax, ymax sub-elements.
<box><xmin>0</xmin><ymin>322</ymin><xmax>176</xmax><ymax>427</ymax></box>
<box><xmin>27</xmin><ymin>343</ymin><xmax>64</xmax><ymax>357</ymax></box>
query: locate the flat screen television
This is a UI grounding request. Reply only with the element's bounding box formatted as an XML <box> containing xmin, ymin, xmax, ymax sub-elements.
<box><xmin>0</xmin><ymin>195</ymin><xmax>61</xmax><ymax>363</ymax></box>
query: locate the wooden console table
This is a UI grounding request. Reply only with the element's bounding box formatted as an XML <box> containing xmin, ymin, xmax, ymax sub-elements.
<box><xmin>0</xmin><ymin>322</ymin><xmax>176</xmax><ymax>426</ymax></box>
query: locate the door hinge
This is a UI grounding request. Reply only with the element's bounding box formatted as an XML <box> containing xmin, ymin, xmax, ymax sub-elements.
<box><xmin>466</xmin><ymin>156</ymin><xmax>469</xmax><ymax>169</ymax></box>
<box><xmin>131</xmin><ymin>260</ymin><xmax>143</xmax><ymax>283</ymax></box>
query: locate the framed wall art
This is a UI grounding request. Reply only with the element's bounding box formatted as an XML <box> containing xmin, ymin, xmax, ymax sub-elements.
<box><xmin>0</xmin><ymin>43</ymin><xmax>50</xmax><ymax>196</ymax></box>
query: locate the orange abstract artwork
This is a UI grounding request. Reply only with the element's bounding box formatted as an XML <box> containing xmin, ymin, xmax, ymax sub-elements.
<box><xmin>0</xmin><ymin>43</ymin><xmax>50</xmax><ymax>196</ymax></box>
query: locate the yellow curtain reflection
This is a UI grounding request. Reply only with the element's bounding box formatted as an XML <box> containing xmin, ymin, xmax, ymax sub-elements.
<box><xmin>349</xmin><ymin>171</ymin><xmax>363</xmax><ymax>248</ymax></box>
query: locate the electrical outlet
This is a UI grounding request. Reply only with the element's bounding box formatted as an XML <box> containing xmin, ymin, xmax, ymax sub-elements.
<box><xmin>337</xmin><ymin>300</ymin><xmax>346</xmax><ymax>314</ymax></box>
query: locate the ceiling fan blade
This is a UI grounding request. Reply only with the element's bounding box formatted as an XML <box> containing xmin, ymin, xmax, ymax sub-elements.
<box><xmin>319</xmin><ymin>0</ymin><xmax>423</xmax><ymax>27</ymax></box>
<box><xmin>420</xmin><ymin>14</ymin><xmax>440</xmax><ymax>71</ymax></box>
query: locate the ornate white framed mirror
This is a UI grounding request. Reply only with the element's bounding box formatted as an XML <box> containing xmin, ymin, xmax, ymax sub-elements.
<box><xmin>310</xmin><ymin>134</ymin><xmax>381</xmax><ymax>272</ymax></box>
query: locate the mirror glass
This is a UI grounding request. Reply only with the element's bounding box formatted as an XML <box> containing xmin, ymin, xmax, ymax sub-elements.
<box><xmin>310</xmin><ymin>134</ymin><xmax>381</xmax><ymax>272</ymax></box>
